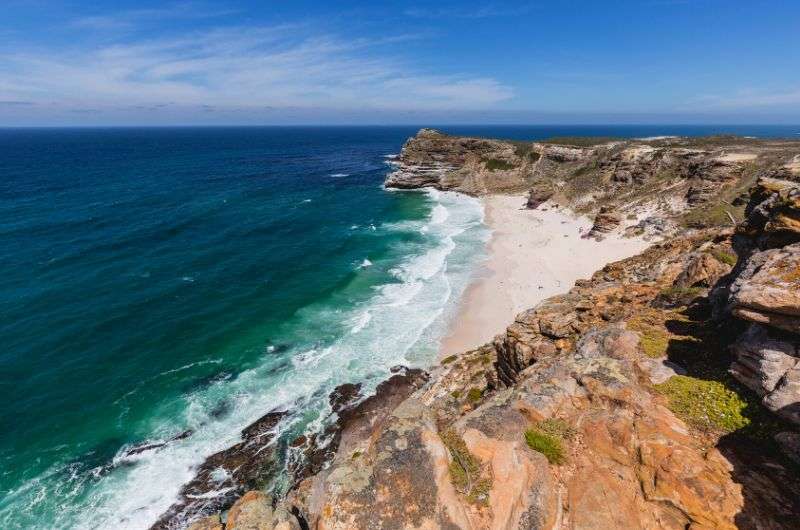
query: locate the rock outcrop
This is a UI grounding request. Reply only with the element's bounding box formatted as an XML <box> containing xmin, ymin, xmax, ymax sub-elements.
<box><xmin>586</xmin><ymin>206</ymin><xmax>622</xmax><ymax>239</ymax></box>
<box><xmin>723</xmin><ymin>178</ymin><xmax>800</xmax><ymax>426</ymax></box>
<box><xmin>525</xmin><ymin>181</ymin><xmax>554</xmax><ymax>209</ymax></box>
<box><xmin>151</xmin><ymin>410</ymin><xmax>288</xmax><ymax>530</ymax></box>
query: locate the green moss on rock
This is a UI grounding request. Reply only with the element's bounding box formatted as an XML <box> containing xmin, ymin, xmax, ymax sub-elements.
<box><xmin>655</xmin><ymin>375</ymin><xmax>750</xmax><ymax>433</ymax></box>
<box><xmin>524</xmin><ymin>429</ymin><xmax>566</xmax><ymax>465</ymax></box>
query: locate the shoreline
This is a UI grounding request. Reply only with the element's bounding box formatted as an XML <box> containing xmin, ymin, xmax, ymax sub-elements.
<box><xmin>439</xmin><ymin>194</ymin><xmax>653</xmax><ymax>357</ymax></box>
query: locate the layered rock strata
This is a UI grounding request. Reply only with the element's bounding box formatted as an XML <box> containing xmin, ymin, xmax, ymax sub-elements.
<box><xmin>722</xmin><ymin>178</ymin><xmax>800</xmax><ymax>426</ymax></box>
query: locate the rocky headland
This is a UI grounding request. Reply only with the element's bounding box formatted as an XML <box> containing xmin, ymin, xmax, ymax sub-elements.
<box><xmin>169</xmin><ymin>130</ymin><xmax>800</xmax><ymax>529</ymax></box>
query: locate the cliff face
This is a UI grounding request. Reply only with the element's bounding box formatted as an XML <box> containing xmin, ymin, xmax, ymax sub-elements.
<box><xmin>178</xmin><ymin>133</ymin><xmax>800</xmax><ymax>530</ymax></box>
<box><xmin>387</xmin><ymin>129</ymin><xmax>800</xmax><ymax>239</ymax></box>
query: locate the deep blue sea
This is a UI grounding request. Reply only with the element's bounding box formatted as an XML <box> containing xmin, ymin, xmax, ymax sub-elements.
<box><xmin>0</xmin><ymin>124</ymin><xmax>797</xmax><ymax>529</ymax></box>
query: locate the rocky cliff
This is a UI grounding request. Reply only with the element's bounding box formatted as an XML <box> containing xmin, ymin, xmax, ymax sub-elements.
<box><xmin>171</xmin><ymin>132</ymin><xmax>800</xmax><ymax>530</ymax></box>
<box><xmin>386</xmin><ymin>129</ymin><xmax>800</xmax><ymax>240</ymax></box>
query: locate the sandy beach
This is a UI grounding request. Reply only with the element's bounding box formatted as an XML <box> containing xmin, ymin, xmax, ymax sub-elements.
<box><xmin>439</xmin><ymin>194</ymin><xmax>652</xmax><ymax>356</ymax></box>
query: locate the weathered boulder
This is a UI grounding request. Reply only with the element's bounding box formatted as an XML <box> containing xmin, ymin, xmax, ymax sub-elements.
<box><xmin>728</xmin><ymin>243</ymin><xmax>800</xmax><ymax>334</ymax></box>
<box><xmin>150</xmin><ymin>411</ymin><xmax>287</xmax><ymax>529</ymax></box>
<box><xmin>186</xmin><ymin>514</ymin><xmax>223</xmax><ymax>530</ymax></box>
<box><xmin>525</xmin><ymin>181</ymin><xmax>554</xmax><ymax>209</ymax></box>
<box><xmin>290</xmin><ymin>397</ymin><xmax>470</xmax><ymax>529</ymax></box>
<box><xmin>226</xmin><ymin>491</ymin><xmax>301</xmax><ymax>530</ymax></box>
<box><xmin>289</xmin><ymin>368</ymin><xmax>429</xmax><ymax>483</ymax></box>
<box><xmin>736</xmin><ymin>177</ymin><xmax>800</xmax><ymax>250</ymax></box>
<box><xmin>674</xmin><ymin>250</ymin><xmax>732</xmax><ymax>288</ymax></box>
<box><xmin>587</xmin><ymin>206</ymin><xmax>622</xmax><ymax>239</ymax></box>
<box><xmin>730</xmin><ymin>324</ymin><xmax>798</xmax><ymax>396</ymax></box>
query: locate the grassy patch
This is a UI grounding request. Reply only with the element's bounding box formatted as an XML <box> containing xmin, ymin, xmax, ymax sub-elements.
<box><xmin>710</xmin><ymin>249</ymin><xmax>737</xmax><ymax>266</ymax></box>
<box><xmin>659</xmin><ymin>286</ymin><xmax>705</xmax><ymax>303</ymax></box>
<box><xmin>512</xmin><ymin>142</ymin><xmax>541</xmax><ymax>161</ymax></box>
<box><xmin>524</xmin><ymin>429</ymin><xmax>566</xmax><ymax>465</ymax></box>
<box><xmin>484</xmin><ymin>158</ymin><xmax>516</xmax><ymax>171</ymax></box>
<box><xmin>628</xmin><ymin>308</ymin><xmax>694</xmax><ymax>358</ymax></box>
<box><xmin>682</xmin><ymin>203</ymin><xmax>743</xmax><ymax>229</ymax></box>
<box><xmin>441</xmin><ymin>354</ymin><xmax>458</xmax><ymax>365</ymax></box>
<box><xmin>466</xmin><ymin>388</ymin><xmax>483</xmax><ymax>403</ymax></box>
<box><xmin>441</xmin><ymin>430</ymin><xmax>492</xmax><ymax>504</ymax></box>
<box><xmin>655</xmin><ymin>375</ymin><xmax>750</xmax><ymax>433</ymax></box>
<box><xmin>639</xmin><ymin>331</ymin><xmax>670</xmax><ymax>358</ymax></box>
<box><xmin>536</xmin><ymin>418</ymin><xmax>577</xmax><ymax>441</ymax></box>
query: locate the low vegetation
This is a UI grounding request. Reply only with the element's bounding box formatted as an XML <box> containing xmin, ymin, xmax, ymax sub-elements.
<box><xmin>524</xmin><ymin>428</ymin><xmax>566</xmax><ymax>465</ymax></box>
<box><xmin>467</xmin><ymin>388</ymin><xmax>483</xmax><ymax>403</ymax></box>
<box><xmin>710</xmin><ymin>249</ymin><xmax>737</xmax><ymax>266</ymax></box>
<box><xmin>682</xmin><ymin>203</ymin><xmax>743</xmax><ymax>229</ymax></box>
<box><xmin>655</xmin><ymin>375</ymin><xmax>750</xmax><ymax>433</ymax></box>
<box><xmin>512</xmin><ymin>142</ymin><xmax>541</xmax><ymax>162</ymax></box>
<box><xmin>543</xmin><ymin>136</ymin><xmax>620</xmax><ymax>147</ymax></box>
<box><xmin>628</xmin><ymin>308</ymin><xmax>695</xmax><ymax>359</ymax></box>
<box><xmin>441</xmin><ymin>430</ymin><xmax>491</xmax><ymax>504</ymax></box>
<box><xmin>484</xmin><ymin>158</ymin><xmax>516</xmax><ymax>171</ymax></box>
<box><xmin>535</xmin><ymin>418</ymin><xmax>577</xmax><ymax>441</ymax></box>
<box><xmin>658</xmin><ymin>286</ymin><xmax>705</xmax><ymax>304</ymax></box>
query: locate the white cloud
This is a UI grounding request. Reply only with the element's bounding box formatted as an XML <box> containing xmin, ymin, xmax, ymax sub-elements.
<box><xmin>0</xmin><ymin>23</ymin><xmax>513</xmax><ymax>115</ymax></box>
<box><xmin>689</xmin><ymin>88</ymin><xmax>800</xmax><ymax>109</ymax></box>
<box><xmin>404</xmin><ymin>3</ymin><xmax>535</xmax><ymax>19</ymax></box>
<box><xmin>71</xmin><ymin>2</ymin><xmax>239</xmax><ymax>31</ymax></box>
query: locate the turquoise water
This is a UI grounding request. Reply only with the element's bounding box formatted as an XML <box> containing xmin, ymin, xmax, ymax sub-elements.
<box><xmin>0</xmin><ymin>126</ymin><xmax>489</xmax><ymax>528</ymax></box>
<box><xmin>1</xmin><ymin>124</ymin><xmax>797</xmax><ymax>529</ymax></box>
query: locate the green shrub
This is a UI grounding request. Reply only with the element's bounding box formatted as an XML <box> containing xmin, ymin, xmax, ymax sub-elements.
<box><xmin>466</xmin><ymin>388</ymin><xmax>483</xmax><ymax>403</ymax></box>
<box><xmin>450</xmin><ymin>390</ymin><xmax>461</xmax><ymax>399</ymax></box>
<box><xmin>659</xmin><ymin>286</ymin><xmax>704</xmax><ymax>301</ymax></box>
<box><xmin>524</xmin><ymin>429</ymin><xmax>565</xmax><ymax>464</ymax></box>
<box><xmin>440</xmin><ymin>430</ymin><xmax>491</xmax><ymax>504</ymax></box>
<box><xmin>442</xmin><ymin>354</ymin><xmax>458</xmax><ymax>365</ymax></box>
<box><xmin>484</xmin><ymin>158</ymin><xmax>515</xmax><ymax>171</ymax></box>
<box><xmin>655</xmin><ymin>375</ymin><xmax>750</xmax><ymax>433</ymax></box>
<box><xmin>710</xmin><ymin>249</ymin><xmax>737</xmax><ymax>266</ymax></box>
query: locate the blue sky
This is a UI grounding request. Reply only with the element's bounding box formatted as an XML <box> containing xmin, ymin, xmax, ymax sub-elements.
<box><xmin>1</xmin><ymin>0</ymin><xmax>799</xmax><ymax>125</ymax></box>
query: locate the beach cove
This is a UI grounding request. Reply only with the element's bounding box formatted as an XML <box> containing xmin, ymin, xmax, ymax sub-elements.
<box><xmin>440</xmin><ymin>194</ymin><xmax>652</xmax><ymax>356</ymax></box>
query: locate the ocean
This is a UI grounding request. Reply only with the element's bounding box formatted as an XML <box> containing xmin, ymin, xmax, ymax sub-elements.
<box><xmin>0</xmin><ymin>124</ymin><xmax>797</xmax><ymax>528</ymax></box>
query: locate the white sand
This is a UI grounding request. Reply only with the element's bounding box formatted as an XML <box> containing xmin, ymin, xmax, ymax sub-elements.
<box><xmin>716</xmin><ymin>153</ymin><xmax>758</xmax><ymax>163</ymax></box>
<box><xmin>439</xmin><ymin>195</ymin><xmax>652</xmax><ymax>356</ymax></box>
<box><xmin>785</xmin><ymin>155</ymin><xmax>800</xmax><ymax>174</ymax></box>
